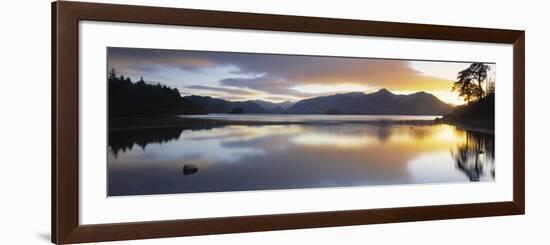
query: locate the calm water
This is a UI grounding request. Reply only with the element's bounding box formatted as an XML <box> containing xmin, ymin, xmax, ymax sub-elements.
<box><xmin>180</xmin><ymin>114</ymin><xmax>441</xmax><ymax>122</ymax></box>
<box><xmin>108</xmin><ymin>116</ymin><xmax>495</xmax><ymax>196</ymax></box>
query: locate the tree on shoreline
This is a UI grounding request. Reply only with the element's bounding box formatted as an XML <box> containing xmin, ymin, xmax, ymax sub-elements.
<box><xmin>452</xmin><ymin>63</ymin><xmax>491</xmax><ymax>104</ymax></box>
<box><xmin>445</xmin><ymin>63</ymin><xmax>495</xmax><ymax>129</ymax></box>
<box><xmin>108</xmin><ymin>68</ymin><xmax>206</xmax><ymax>116</ymax></box>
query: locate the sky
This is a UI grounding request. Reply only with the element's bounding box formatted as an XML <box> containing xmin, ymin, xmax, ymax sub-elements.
<box><xmin>107</xmin><ymin>47</ymin><xmax>496</xmax><ymax>105</ymax></box>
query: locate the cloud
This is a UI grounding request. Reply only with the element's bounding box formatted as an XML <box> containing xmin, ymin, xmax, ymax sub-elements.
<box><xmin>220</xmin><ymin>75</ymin><xmax>290</xmax><ymax>94</ymax></box>
<box><xmin>108</xmin><ymin>47</ymin><xmax>479</xmax><ymax>103</ymax></box>
<box><xmin>107</xmin><ymin>47</ymin><xmax>216</xmax><ymax>75</ymax></box>
<box><xmin>181</xmin><ymin>51</ymin><xmax>457</xmax><ymax>95</ymax></box>
<box><xmin>261</xmin><ymin>95</ymin><xmax>301</xmax><ymax>103</ymax></box>
<box><xmin>219</xmin><ymin>55</ymin><xmax>455</xmax><ymax>93</ymax></box>
<box><xmin>185</xmin><ymin>85</ymin><xmax>259</xmax><ymax>96</ymax></box>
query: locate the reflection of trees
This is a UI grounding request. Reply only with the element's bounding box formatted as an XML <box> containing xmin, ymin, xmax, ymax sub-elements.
<box><xmin>376</xmin><ymin>125</ymin><xmax>391</xmax><ymax>142</ymax></box>
<box><xmin>409</xmin><ymin>126</ymin><xmax>430</xmax><ymax>139</ymax></box>
<box><xmin>109</xmin><ymin>127</ymin><xmax>184</xmax><ymax>157</ymax></box>
<box><xmin>374</xmin><ymin>125</ymin><xmax>432</xmax><ymax>143</ymax></box>
<box><xmin>451</xmin><ymin>130</ymin><xmax>495</xmax><ymax>181</ymax></box>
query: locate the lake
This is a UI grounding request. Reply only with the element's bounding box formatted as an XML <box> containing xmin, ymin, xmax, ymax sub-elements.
<box><xmin>108</xmin><ymin>115</ymin><xmax>495</xmax><ymax>196</ymax></box>
<box><xmin>180</xmin><ymin>114</ymin><xmax>441</xmax><ymax>123</ymax></box>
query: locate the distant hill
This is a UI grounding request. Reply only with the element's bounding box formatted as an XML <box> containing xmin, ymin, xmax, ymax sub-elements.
<box><xmin>184</xmin><ymin>95</ymin><xmax>267</xmax><ymax>114</ymax></box>
<box><xmin>286</xmin><ymin>89</ymin><xmax>452</xmax><ymax>115</ymax></box>
<box><xmin>250</xmin><ymin>100</ymin><xmax>295</xmax><ymax>110</ymax></box>
<box><xmin>248</xmin><ymin>100</ymin><xmax>296</xmax><ymax>113</ymax></box>
<box><xmin>109</xmin><ymin>73</ymin><xmax>453</xmax><ymax>116</ymax></box>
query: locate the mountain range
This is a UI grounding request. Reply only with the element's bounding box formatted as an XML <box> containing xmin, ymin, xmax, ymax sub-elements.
<box><xmin>183</xmin><ymin>89</ymin><xmax>452</xmax><ymax>115</ymax></box>
<box><xmin>286</xmin><ymin>89</ymin><xmax>452</xmax><ymax>115</ymax></box>
<box><xmin>184</xmin><ymin>95</ymin><xmax>267</xmax><ymax>114</ymax></box>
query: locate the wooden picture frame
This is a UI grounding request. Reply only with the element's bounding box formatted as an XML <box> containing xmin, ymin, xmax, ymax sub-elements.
<box><xmin>52</xmin><ymin>1</ymin><xmax>525</xmax><ymax>244</ymax></box>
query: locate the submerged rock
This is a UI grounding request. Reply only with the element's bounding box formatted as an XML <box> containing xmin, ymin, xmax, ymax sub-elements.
<box><xmin>183</xmin><ymin>164</ymin><xmax>198</xmax><ymax>176</ymax></box>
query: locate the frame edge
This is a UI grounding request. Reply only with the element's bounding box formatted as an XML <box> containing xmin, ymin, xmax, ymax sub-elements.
<box><xmin>53</xmin><ymin>1</ymin><xmax>81</xmax><ymax>244</ymax></box>
<box><xmin>512</xmin><ymin>31</ymin><xmax>526</xmax><ymax>214</ymax></box>
<box><xmin>51</xmin><ymin>1</ymin><xmax>58</xmax><ymax>243</ymax></box>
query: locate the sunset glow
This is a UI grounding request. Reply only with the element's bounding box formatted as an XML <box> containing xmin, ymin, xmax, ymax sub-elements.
<box><xmin>107</xmin><ymin>47</ymin><xmax>495</xmax><ymax>105</ymax></box>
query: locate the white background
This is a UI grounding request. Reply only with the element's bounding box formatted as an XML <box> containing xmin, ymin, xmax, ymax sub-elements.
<box><xmin>0</xmin><ymin>0</ymin><xmax>547</xmax><ymax>244</ymax></box>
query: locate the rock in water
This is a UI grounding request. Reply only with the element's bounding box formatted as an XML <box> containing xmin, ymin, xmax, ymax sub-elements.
<box><xmin>183</xmin><ymin>164</ymin><xmax>198</xmax><ymax>176</ymax></box>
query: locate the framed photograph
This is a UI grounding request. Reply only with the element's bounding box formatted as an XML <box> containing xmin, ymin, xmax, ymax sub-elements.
<box><xmin>52</xmin><ymin>1</ymin><xmax>524</xmax><ymax>244</ymax></box>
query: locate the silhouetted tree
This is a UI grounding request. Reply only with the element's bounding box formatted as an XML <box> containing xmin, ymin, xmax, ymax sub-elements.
<box><xmin>443</xmin><ymin>93</ymin><xmax>495</xmax><ymax>129</ymax></box>
<box><xmin>453</xmin><ymin>63</ymin><xmax>491</xmax><ymax>103</ymax></box>
<box><xmin>108</xmin><ymin>68</ymin><xmax>116</xmax><ymax>80</ymax></box>
<box><xmin>452</xmin><ymin>79</ymin><xmax>481</xmax><ymax>104</ymax></box>
<box><xmin>486</xmin><ymin>76</ymin><xmax>495</xmax><ymax>95</ymax></box>
<box><xmin>108</xmin><ymin>68</ymin><xmax>206</xmax><ymax>117</ymax></box>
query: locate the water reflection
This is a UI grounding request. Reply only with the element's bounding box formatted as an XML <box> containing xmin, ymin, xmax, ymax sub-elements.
<box><xmin>109</xmin><ymin>127</ymin><xmax>184</xmax><ymax>157</ymax></box>
<box><xmin>183</xmin><ymin>164</ymin><xmax>198</xmax><ymax>176</ymax></box>
<box><xmin>451</xmin><ymin>130</ymin><xmax>495</xmax><ymax>181</ymax></box>
<box><xmin>107</xmin><ymin>123</ymin><xmax>495</xmax><ymax>196</ymax></box>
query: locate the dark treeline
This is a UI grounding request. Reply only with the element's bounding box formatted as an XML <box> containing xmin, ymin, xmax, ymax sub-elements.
<box><xmin>108</xmin><ymin>69</ymin><xmax>206</xmax><ymax>116</ymax></box>
<box><xmin>442</xmin><ymin>63</ymin><xmax>495</xmax><ymax>129</ymax></box>
<box><xmin>442</xmin><ymin>93</ymin><xmax>494</xmax><ymax>129</ymax></box>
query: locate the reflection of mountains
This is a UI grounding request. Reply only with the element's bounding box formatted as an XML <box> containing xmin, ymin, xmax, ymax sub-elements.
<box><xmin>109</xmin><ymin>127</ymin><xmax>185</xmax><ymax>156</ymax></box>
<box><xmin>451</xmin><ymin>130</ymin><xmax>495</xmax><ymax>181</ymax></box>
<box><xmin>109</xmin><ymin>124</ymin><xmax>496</xmax><ymax>183</ymax></box>
<box><xmin>108</xmin><ymin>123</ymin><xmax>497</xmax><ymax>195</ymax></box>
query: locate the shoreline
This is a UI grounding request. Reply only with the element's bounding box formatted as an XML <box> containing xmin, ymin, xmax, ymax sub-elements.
<box><xmin>436</xmin><ymin>117</ymin><xmax>494</xmax><ymax>134</ymax></box>
<box><xmin>109</xmin><ymin>115</ymin><xmax>494</xmax><ymax>134</ymax></box>
<box><xmin>440</xmin><ymin>120</ymin><xmax>494</xmax><ymax>134</ymax></box>
<box><xmin>109</xmin><ymin>116</ymin><xmax>311</xmax><ymax>132</ymax></box>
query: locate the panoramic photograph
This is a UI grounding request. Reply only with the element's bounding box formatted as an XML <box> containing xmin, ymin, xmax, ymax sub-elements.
<box><xmin>107</xmin><ymin>47</ymin><xmax>496</xmax><ymax>197</ymax></box>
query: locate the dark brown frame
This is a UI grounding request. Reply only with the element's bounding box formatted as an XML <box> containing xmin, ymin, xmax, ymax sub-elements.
<box><xmin>52</xmin><ymin>1</ymin><xmax>525</xmax><ymax>244</ymax></box>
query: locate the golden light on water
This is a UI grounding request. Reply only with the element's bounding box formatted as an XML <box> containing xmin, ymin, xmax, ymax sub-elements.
<box><xmin>224</xmin><ymin>125</ymin><xmax>304</xmax><ymax>141</ymax></box>
<box><xmin>292</xmin><ymin>133</ymin><xmax>375</xmax><ymax>148</ymax></box>
<box><xmin>108</xmin><ymin>120</ymin><xmax>495</xmax><ymax>196</ymax></box>
<box><xmin>220</xmin><ymin>124</ymin><xmax>458</xmax><ymax>151</ymax></box>
<box><xmin>291</xmin><ymin>124</ymin><xmax>467</xmax><ymax>151</ymax></box>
